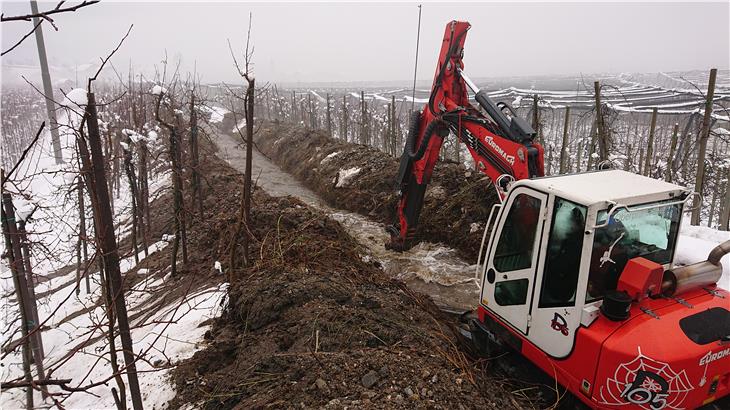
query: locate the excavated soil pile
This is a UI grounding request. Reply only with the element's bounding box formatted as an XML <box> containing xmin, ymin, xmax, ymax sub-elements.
<box><xmin>170</xmin><ymin>178</ymin><xmax>524</xmax><ymax>409</ymax></box>
<box><xmin>253</xmin><ymin>122</ymin><xmax>499</xmax><ymax>261</ymax></box>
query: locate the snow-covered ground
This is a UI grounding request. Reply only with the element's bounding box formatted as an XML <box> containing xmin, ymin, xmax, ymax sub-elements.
<box><xmin>1</xmin><ymin>240</ymin><xmax>226</xmax><ymax>409</ymax></box>
<box><xmin>1</xmin><ymin>91</ymin><xmax>225</xmax><ymax>409</ymax></box>
<box><xmin>676</xmin><ymin>220</ymin><xmax>730</xmax><ymax>290</ymax></box>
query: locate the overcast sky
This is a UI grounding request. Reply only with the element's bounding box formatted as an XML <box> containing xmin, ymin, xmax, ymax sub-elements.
<box><xmin>1</xmin><ymin>1</ymin><xmax>728</xmax><ymax>86</ymax></box>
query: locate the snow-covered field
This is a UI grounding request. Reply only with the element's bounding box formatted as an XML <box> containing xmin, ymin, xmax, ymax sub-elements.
<box><xmin>1</xmin><ymin>91</ymin><xmax>225</xmax><ymax>409</ymax></box>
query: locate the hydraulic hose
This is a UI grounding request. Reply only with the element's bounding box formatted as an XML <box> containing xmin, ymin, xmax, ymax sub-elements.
<box><xmin>404</xmin><ymin>111</ymin><xmax>444</xmax><ymax>162</ymax></box>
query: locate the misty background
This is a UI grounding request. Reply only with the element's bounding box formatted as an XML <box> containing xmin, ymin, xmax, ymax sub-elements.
<box><xmin>1</xmin><ymin>1</ymin><xmax>729</xmax><ymax>87</ymax></box>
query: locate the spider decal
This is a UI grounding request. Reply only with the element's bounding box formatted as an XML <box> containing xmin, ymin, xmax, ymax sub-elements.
<box><xmin>598</xmin><ymin>347</ymin><xmax>693</xmax><ymax>409</ymax></box>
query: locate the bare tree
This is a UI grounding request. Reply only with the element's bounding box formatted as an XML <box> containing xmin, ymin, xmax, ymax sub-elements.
<box><xmin>227</xmin><ymin>13</ymin><xmax>256</xmax><ymax>277</ymax></box>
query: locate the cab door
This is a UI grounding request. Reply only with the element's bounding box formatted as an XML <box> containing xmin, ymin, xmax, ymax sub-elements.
<box><xmin>481</xmin><ymin>187</ymin><xmax>548</xmax><ymax>334</ymax></box>
<box><xmin>528</xmin><ymin>197</ymin><xmax>589</xmax><ymax>358</ymax></box>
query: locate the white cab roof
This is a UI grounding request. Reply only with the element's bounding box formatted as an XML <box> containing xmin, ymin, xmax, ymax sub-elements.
<box><xmin>515</xmin><ymin>170</ymin><xmax>690</xmax><ymax>206</ymax></box>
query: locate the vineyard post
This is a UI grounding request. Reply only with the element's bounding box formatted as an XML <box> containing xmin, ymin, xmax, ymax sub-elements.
<box><xmin>559</xmin><ymin>106</ymin><xmax>570</xmax><ymax>173</ymax></box>
<box><xmin>29</xmin><ymin>0</ymin><xmax>62</xmax><ymax>165</ymax></box>
<box><xmin>644</xmin><ymin>107</ymin><xmax>658</xmax><ymax>176</ymax></box>
<box><xmin>691</xmin><ymin>68</ymin><xmax>717</xmax><ymax>226</ymax></box>
<box><xmin>718</xmin><ymin>168</ymin><xmax>730</xmax><ymax>231</ymax></box>
<box><xmin>532</xmin><ymin>94</ymin><xmax>540</xmax><ymax>144</ymax></box>
<box><xmin>666</xmin><ymin>123</ymin><xmax>679</xmax><ymax>182</ymax></box>
<box><xmin>341</xmin><ymin>94</ymin><xmax>348</xmax><ymax>141</ymax></box>
<box><xmin>707</xmin><ymin>137</ymin><xmax>721</xmax><ymax>227</ymax></box>
<box><xmin>360</xmin><ymin>91</ymin><xmax>366</xmax><ymax>144</ymax></box>
<box><xmin>326</xmin><ymin>93</ymin><xmax>332</xmax><ymax>137</ymax></box>
<box><xmin>594</xmin><ymin>81</ymin><xmax>609</xmax><ymax>161</ymax></box>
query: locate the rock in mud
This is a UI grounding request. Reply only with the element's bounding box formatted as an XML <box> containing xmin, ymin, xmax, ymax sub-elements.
<box><xmin>361</xmin><ymin>370</ymin><xmax>380</xmax><ymax>388</ymax></box>
<box><xmin>314</xmin><ymin>378</ymin><xmax>328</xmax><ymax>391</ymax></box>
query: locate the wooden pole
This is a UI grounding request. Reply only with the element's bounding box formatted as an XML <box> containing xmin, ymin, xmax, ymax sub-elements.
<box><xmin>30</xmin><ymin>0</ymin><xmax>62</xmax><ymax>164</ymax></box>
<box><xmin>360</xmin><ymin>91</ymin><xmax>367</xmax><ymax>145</ymax></box>
<box><xmin>532</xmin><ymin>95</ymin><xmax>540</xmax><ymax>144</ymax></box>
<box><xmin>691</xmin><ymin>68</ymin><xmax>717</xmax><ymax>225</ymax></box>
<box><xmin>559</xmin><ymin>107</ymin><xmax>570</xmax><ymax>174</ymax></box>
<box><xmin>341</xmin><ymin>94</ymin><xmax>348</xmax><ymax>141</ymax></box>
<box><xmin>718</xmin><ymin>168</ymin><xmax>730</xmax><ymax>231</ymax></box>
<box><xmin>326</xmin><ymin>93</ymin><xmax>332</xmax><ymax>137</ymax></box>
<box><xmin>594</xmin><ymin>81</ymin><xmax>609</xmax><ymax>161</ymax></box>
<box><xmin>644</xmin><ymin>108</ymin><xmax>658</xmax><ymax>176</ymax></box>
<box><xmin>666</xmin><ymin>123</ymin><xmax>679</xmax><ymax>182</ymax></box>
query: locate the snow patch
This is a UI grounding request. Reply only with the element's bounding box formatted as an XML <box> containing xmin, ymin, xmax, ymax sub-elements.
<box><xmin>150</xmin><ymin>85</ymin><xmax>167</xmax><ymax>95</ymax></box>
<box><xmin>334</xmin><ymin>167</ymin><xmax>361</xmax><ymax>188</ymax></box>
<box><xmin>61</xmin><ymin>88</ymin><xmax>88</xmax><ymax>108</ymax></box>
<box><xmin>675</xmin><ymin>221</ymin><xmax>730</xmax><ymax>290</ymax></box>
<box><xmin>321</xmin><ymin>151</ymin><xmax>340</xmax><ymax>165</ymax></box>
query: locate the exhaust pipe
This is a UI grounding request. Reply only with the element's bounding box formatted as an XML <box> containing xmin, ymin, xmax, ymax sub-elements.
<box><xmin>662</xmin><ymin>239</ymin><xmax>730</xmax><ymax>296</ymax></box>
<box><xmin>709</xmin><ymin>239</ymin><xmax>730</xmax><ymax>265</ymax></box>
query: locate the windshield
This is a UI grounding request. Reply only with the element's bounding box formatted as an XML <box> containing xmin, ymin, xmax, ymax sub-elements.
<box><xmin>586</xmin><ymin>202</ymin><xmax>681</xmax><ymax>302</ymax></box>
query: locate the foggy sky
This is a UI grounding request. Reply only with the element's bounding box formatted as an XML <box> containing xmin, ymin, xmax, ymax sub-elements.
<box><xmin>1</xmin><ymin>1</ymin><xmax>729</xmax><ymax>86</ymax></box>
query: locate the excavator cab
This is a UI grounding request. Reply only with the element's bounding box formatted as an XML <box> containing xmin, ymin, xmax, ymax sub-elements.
<box><xmin>479</xmin><ymin>170</ymin><xmax>691</xmax><ymax>357</ymax></box>
<box><xmin>475</xmin><ymin>170</ymin><xmax>730</xmax><ymax>408</ymax></box>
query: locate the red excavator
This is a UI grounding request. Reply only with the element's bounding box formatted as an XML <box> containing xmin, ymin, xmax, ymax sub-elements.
<box><xmin>388</xmin><ymin>20</ymin><xmax>730</xmax><ymax>409</ymax></box>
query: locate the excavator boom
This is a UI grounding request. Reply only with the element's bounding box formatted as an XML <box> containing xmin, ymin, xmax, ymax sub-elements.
<box><xmin>388</xmin><ymin>20</ymin><xmax>545</xmax><ymax>251</ymax></box>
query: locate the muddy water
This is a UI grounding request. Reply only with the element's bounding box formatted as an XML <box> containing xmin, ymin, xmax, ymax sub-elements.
<box><xmin>212</xmin><ymin>126</ymin><xmax>480</xmax><ymax>313</ymax></box>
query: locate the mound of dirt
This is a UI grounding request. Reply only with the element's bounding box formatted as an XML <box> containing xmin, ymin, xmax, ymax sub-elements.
<box><xmin>169</xmin><ymin>175</ymin><xmax>523</xmax><ymax>409</ymax></box>
<box><xmin>253</xmin><ymin>122</ymin><xmax>499</xmax><ymax>261</ymax></box>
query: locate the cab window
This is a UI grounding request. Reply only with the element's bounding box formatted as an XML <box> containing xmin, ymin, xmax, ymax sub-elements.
<box><xmin>539</xmin><ymin>198</ymin><xmax>587</xmax><ymax>308</ymax></box>
<box><xmin>493</xmin><ymin>193</ymin><xmax>542</xmax><ymax>272</ymax></box>
<box><xmin>586</xmin><ymin>202</ymin><xmax>681</xmax><ymax>302</ymax></box>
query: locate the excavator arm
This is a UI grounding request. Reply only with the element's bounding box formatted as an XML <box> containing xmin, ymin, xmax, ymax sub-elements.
<box><xmin>387</xmin><ymin>21</ymin><xmax>545</xmax><ymax>251</ymax></box>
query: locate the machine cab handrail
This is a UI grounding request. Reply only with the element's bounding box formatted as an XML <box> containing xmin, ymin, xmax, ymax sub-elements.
<box><xmin>591</xmin><ymin>192</ymin><xmax>696</xmax><ymax>230</ymax></box>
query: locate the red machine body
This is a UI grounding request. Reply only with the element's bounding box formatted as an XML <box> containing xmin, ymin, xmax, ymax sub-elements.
<box><xmin>388</xmin><ymin>21</ymin><xmax>544</xmax><ymax>250</ymax></box>
<box><xmin>477</xmin><ymin>285</ymin><xmax>730</xmax><ymax>409</ymax></box>
<box><xmin>390</xmin><ymin>20</ymin><xmax>730</xmax><ymax>409</ymax></box>
<box><xmin>618</xmin><ymin>258</ymin><xmax>665</xmax><ymax>301</ymax></box>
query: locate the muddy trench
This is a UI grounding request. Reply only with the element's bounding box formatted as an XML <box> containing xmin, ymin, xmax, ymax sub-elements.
<box><xmin>212</xmin><ymin>124</ymin><xmax>481</xmax><ymax>313</ymax></box>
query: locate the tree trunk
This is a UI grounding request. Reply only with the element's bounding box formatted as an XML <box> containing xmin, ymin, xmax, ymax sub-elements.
<box><xmin>243</xmin><ymin>79</ymin><xmax>255</xmax><ymax>265</ymax></box>
<box><xmin>666</xmin><ymin>123</ymin><xmax>679</xmax><ymax>182</ymax></box>
<box><xmin>532</xmin><ymin>95</ymin><xmax>540</xmax><ymax>144</ymax></box>
<box><xmin>391</xmin><ymin>95</ymin><xmax>398</xmax><ymax>155</ymax></box>
<box><xmin>189</xmin><ymin>93</ymin><xmax>203</xmax><ymax>216</ymax></box>
<box><xmin>718</xmin><ymin>168</ymin><xmax>730</xmax><ymax>231</ymax></box>
<box><xmin>360</xmin><ymin>91</ymin><xmax>367</xmax><ymax>145</ymax></box>
<box><xmin>341</xmin><ymin>94</ymin><xmax>348</xmax><ymax>142</ymax></box>
<box><xmin>559</xmin><ymin>107</ymin><xmax>570</xmax><ymax>174</ymax></box>
<box><xmin>594</xmin><ymin>81</ymin><xmax>609</xmax><ymax>161</ymax></box>
<box><xmin>691</xmin><ymin>68</ymin><xmax>717</xmax><ymax>226</ymax></box>
<box><xmin>644</xmin><ymin>107</ymin><xmax>658</xmax><ymax>177</ymax></box>
<box><xmin>586</xmin><ymin>119</ymin><xmax>597</xmax><ymax>170</ymax></box>
<box><xmin>326</xmin><ymin>93</ymin><xmax>332</xmax><ymax>137</ymax></box>
<box><xmin>138</xmin><ymin>140</ymin><xmax>150</xmax><ymax>245</ymax></box>
<box><xmin>84</xmin><ymin>92</ymin><xmax>144</xmax><ymax>410</ymax></box>
<box><xmin>2</xmin><ymin>193</ymin><xmax>36</xmax><ymax>409</ymax></box>
<box><xmin>121</xmin><ymin>138</ymin><xmax>139</xmax><ymax>264</ymax></box>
